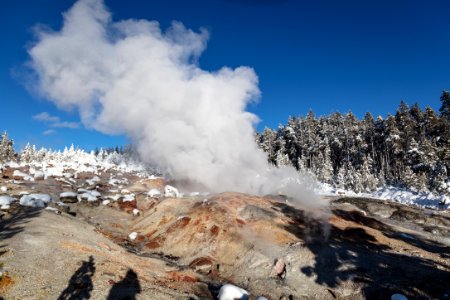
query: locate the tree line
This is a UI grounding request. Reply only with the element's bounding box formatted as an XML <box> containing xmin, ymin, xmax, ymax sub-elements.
<box><xmin>256</xmin><ymin>91</ymin><xmax>450</xmax><ymax>194</ymax></box>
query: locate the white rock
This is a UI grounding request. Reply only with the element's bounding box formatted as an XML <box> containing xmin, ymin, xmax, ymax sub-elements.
<box><xmin>255</xmin><ymin>297</ymin><xmax>268</xmax><ymax>300</ymax></box>
<box><xmin>132</xmin><ymin>208</ymin><xmax>140</xmax><ymax>216</ymax></box>
<box><xmin>218</xmin><ymin>284</ymin><xmax>248</xmax><ymax>300</ymax></box>
<box><xmin>0</xmin><ymin>186</ymin><xmax>7</xmax><ymax>192</ymax></box>
<box><xmin>164</xmin><ymin>185</ymin><xmax>180</xmax><ymax>198</ymax></box>
<box><xmin>128</xmin><ymin>232</ymin><xmax>138</xmax><ymax>240</ymax></box>
<box><xmin>102</xmin><ymin>200</ymin><xmax>111</xmax><ymax>205</ymax></box>
<box><xmin>121</xmin><ymin>189</ymin><xmax>130</xmax><ymax>194</ymax></box>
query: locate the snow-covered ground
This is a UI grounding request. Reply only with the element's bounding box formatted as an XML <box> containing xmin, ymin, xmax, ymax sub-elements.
<box><xmin>318</xmin><ymin>183</ymin><xmax>449</xmax><ymax>210</ymax></box>
<box><xmin>1</xmin><ymin>146</ymin><xmax>156</xmax><ymax>180</ymax></box>
<box><xmin>1</xmin><ymin>145</ymin><xmax>448</xmax><ymax>211</ymax></box>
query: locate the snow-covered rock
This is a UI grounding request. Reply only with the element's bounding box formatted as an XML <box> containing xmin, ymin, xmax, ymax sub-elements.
<box><xmin>86</xmin><ymin>176</ymin><xmax>101</xmax><ymax>186</ymax></box>
<box><xmin>1</xmin><ymin>186</ymin><xmax>7</xmax><ymax>192</ymax></box>
<box><xmin>107</xmin><ymin>194</ymin><xmax>121</xmax><ymax>201</ymax></box>
<box><xmin>59</xmin><ymin>191</ymin><xmax>78</xmax><ymax>203</ymax></box>
<box><xmin>164</xmin><ymin>185</ymin><xmax>180</xmax><ymax>198</ymax></box>
<box><xmin>147</xmin><ymin>188</ymin><xmax>161</xmax><ymax>198</ymax></box>
<box><xmin>128</xmin><ymin>232</ymin><xmax>138</xmax><ymax>240</ymax></box>
<box><xmin>20</xmin><ymin>194</ymin><xmax>52</xmax><ymax>208</ymax></box>
<box><xmin>218</xmin><ymin>284</ymin><xmax>249</xmax><ymax>300</ymax></box>
<box><xmin>132</xmin><ymin>208</ymin><xmax>140</xmax><ymax>216</ymax></box>
<box><xmin>102</xmin><ymin>199</ymin><xmax>111</xmax><ymax>205</ymax></box>
<box><xmin>77</xmin><ymin>189</ymin><xmax>101</xmax><ymax>202</ymax></box>
<box><xmin>0</xmin><ymin>195</ymin><xmax>15</xmax><ymax>210</ymax></box>
<box><xmin>13</xmin><ymin>170</ymin><xmax>32</xmax><ymax>181</ymax></box>
<box><xmin>122</xmin><ymin>194</ymin><xmax>135</xmax><ymax>202</ymax></box>
<box><xmin>60</xmin><ymin>191</ymin><xmax>77</xmax><ymax>198</ymax></box>
<box><xmin>33</xmin><ymin>170</ymin><xmax>45</xmax><ymax>180</ymax></box>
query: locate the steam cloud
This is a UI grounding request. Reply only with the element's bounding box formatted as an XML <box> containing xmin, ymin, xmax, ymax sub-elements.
<box><xmin>28</xmin><ymin>0</ymin><xmax>322</xmax><ymax>208</ymax></box>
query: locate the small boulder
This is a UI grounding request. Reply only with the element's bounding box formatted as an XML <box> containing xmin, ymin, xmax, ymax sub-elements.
<box><xmin>59</xmin><ymin>192</ymin><xmax>78</xmax><ymax>203</ymax></box>
<box><xmin>20</xmin><ymin>194</ymin><xmax>52</xmax><ymax>208</ymax></box>
<box><xmin>272</xmin><ymin>258</ymin><xmax>286</xmax><ymax>279</ymax></box>
<box><xmin>164</xmin><ymin>185</ymin><xmax>180</xmax><ymax>198</ymax></box>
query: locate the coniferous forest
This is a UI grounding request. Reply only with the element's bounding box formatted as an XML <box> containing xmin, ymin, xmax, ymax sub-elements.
<box><xmin>256</xmin><ymin>91</ymin><xmax>450</xmax><ymax>194</ymax></box>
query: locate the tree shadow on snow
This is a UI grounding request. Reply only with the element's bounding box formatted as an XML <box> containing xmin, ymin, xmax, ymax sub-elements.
<box><xmin>106</xmin><ymin>269</ymin><xmax>141</xmax><ymax>300</ymax></box>
<box><xmin>58</xmin><ymin>256</ymin><xmax>96</xmax><ymax>300</ymax></box>
<box><xmin>272</xmin><ymin>202</ymin><xmax>450</xmax><ymax>300</ymax></box>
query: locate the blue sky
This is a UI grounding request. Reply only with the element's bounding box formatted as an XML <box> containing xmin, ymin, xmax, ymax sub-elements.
<box><xmin>1</xmin><ymin>0</ymin><xmax>449</xmax><ymax>150</ymax></box>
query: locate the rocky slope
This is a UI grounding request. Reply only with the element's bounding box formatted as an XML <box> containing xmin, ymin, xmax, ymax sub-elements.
<box><xmin>0</xmin><ymin>164</ymin><xmax>449</xmax><ymax>299</ymax></box>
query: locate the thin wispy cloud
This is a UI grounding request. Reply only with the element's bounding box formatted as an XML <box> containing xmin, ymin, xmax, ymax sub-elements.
<box><xmin>52</xmin><ymin>121</ymin><xmax>79</xmax><ymax>129</ymax></box>
<box><xmin>33</xmin><ymin>112</ymin><xmax>60</xmax><ymax>123</ymax></box>
<box><xmin>32</xmin><ymin>111</ymin><xmax>80</xmax><ymax>129</ymax></box>
<box><xmin>42</xmin><ymin>129</ymin><xmax>56</xmax><ymax>135</ymax></box>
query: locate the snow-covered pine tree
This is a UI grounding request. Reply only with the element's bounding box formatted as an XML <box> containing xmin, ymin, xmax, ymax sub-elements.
<box><xmin>0</xmin><ymin>131</ymin><xmax>16</xmax><ymax>163</ymax></box>
<box><xmin>439</xmin><ymin>90</ymin><xmax>450</xmax><ymax>121</ymax></box>
<box><xmin>20</xmin><ymin>143</ymin><xmax>33</xmax><ymax>163</ymax></box>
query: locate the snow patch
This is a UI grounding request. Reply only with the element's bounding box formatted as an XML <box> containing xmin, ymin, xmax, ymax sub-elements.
<box><xmin>147</xmin><ymin>188</ymin><xmax>161</xmax><ymax>197</ymax></box>
<box><xmin>60</xmin><ymin>191</ymin><xmax>77</xmax><ymax>198</ymax></box>
<box><xmin>128</xmin><ymin>232</ymin><xmax>137</xmax><ymax>240</ymax></box>
<box><xmin>218</xmin><ymin>284</ymin><xmax>248</xmax><ymax>300</ymax></box>
<box><xmin>0</xmin><ymin>195</ymin><xmax>15</xmax><ymax>209</ymax></box>
<box><xmin>122</xmin><ymin>194</ymin><xmax>135</xmax><ymax>202</ymax></box>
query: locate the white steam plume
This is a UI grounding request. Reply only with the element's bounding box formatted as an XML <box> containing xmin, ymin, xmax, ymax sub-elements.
<box><xmin>28</xmin><ymin>0</ymin><xmax>323</xmax><ymax>208</ymax></box>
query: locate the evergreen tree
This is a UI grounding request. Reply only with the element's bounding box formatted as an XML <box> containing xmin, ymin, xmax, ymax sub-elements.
<box><xmin>439</xmin><ymin>90</ymin><xmax>450</xmax><ymax>120</ymax></box>
<box><xmin>0</xmin><ymin>131</ymin><xmax>16</xmax><ymax>162</ymax></box>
